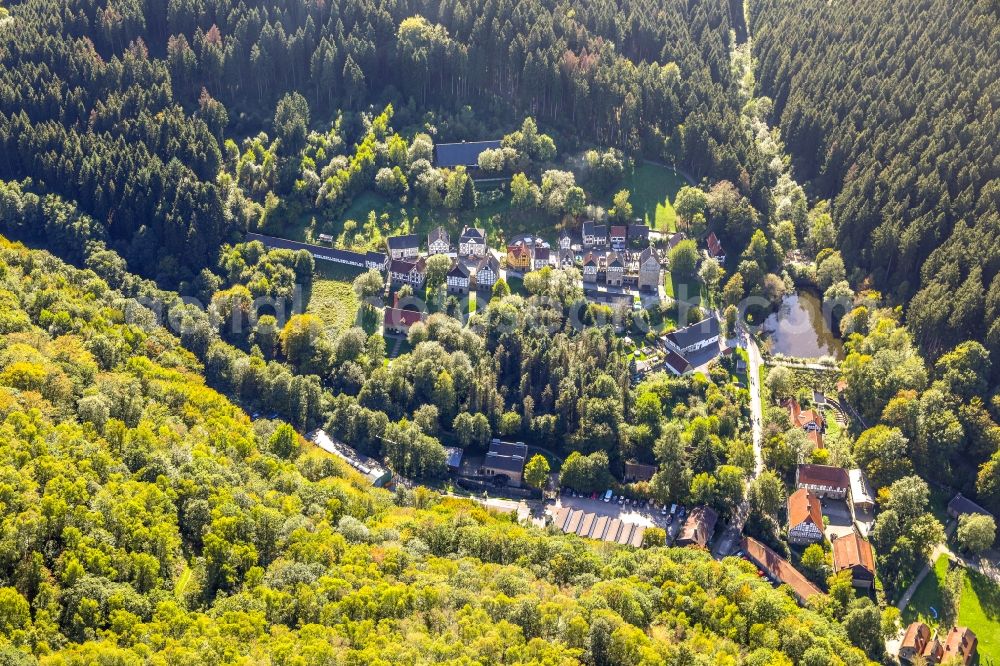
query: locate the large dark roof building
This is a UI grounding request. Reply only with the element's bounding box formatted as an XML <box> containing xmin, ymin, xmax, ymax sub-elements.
<box><xmin>246</xmin><ymin>233</ymin><xmax>388</xmax><ymax>271</ymax></box>
<box><xmin>481</xmin><ymin>439</ymin><xmax>528</xmax><ymax>487</ymax></box>
<box><xmin>433</xmin><ymin>140</ymin><xmax>502</xmax><ymax>168</ymax></box>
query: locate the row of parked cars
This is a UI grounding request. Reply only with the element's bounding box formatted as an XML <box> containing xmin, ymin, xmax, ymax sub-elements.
<box><xmin>558</xmin><ymin>488</ymin><xmax>687</xmax><ymax>523</ymax></box>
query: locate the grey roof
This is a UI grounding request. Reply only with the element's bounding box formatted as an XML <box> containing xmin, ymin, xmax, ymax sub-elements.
<box><xmin>245</xmin><ymin>233</ymin><xmax>387</xmax><ymax>267</ymax></box>
<box><xmin>460</xmin><ymin>226</ymin><xmax>485</xmax><ymax>241</ymax></box>
<box><xmin>389</xmin><ymin>258</ymin><xmax>424</xmax><ymax>275</ymax></box>
<box><xmin>606</xmin><ymin>251</ymin><xmax>623</xmax><ymax>268</ymax></box>
<box><xmin>485</xmin><ymin>439</ymin><xmax>527</xmax><ymax>474</ymax></box>
<box><xmin>448</xmin><ymin>261</ymin><xmax>470</xmax><ymax>278</ymax></box>
<box><xmin>666</xmin><ymin>317</ymin><xmax>720</xmax><ymax>349</ymax></box>
<box><xmin>428</xmin><ymin>226</ymin><xmax>449</xmax><ymax>245</ymax></box>
<box><xmin>949</xmin><ymin>493</ymin><xmax>994</xmax><ymax>519</ymax></box>
<box><xmin>664</xmin><ymin>349</ymin><xmax>691</xmax><ymax>374</ymax></box>
<box><xmin>434</xmin><ymin>140</ymin><xmax>502</xmax><ymax>168</ymax></box>
<box><xmin>477</xmin><ymin>254</ymin><xmax>500</xmax><ymax>273</ymax></box>
<box><xmin>628</xmin><ymin>223</ymin><xmax>649</xmax><ymax>240</ymax></box>
<box><xmin>387</xmin><ymin>234</ymin><xmax>420</xmax><ymax>250</ymax></box>
<box><xmin>639</xmin><ymin>245</ymin><xmax>658</xmax><ymax>263</ymax></box>
<box><xmin>444</xmin><ymin>447</ymin><xmax>464</xmax><ymax>469</ymax></box>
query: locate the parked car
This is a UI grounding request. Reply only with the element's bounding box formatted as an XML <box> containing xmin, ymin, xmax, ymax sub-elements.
<box><xmin>666</xmin><ymin>515</ymin><xmax>673</xmax><ymax>525</ymax></box>
<box><xmin>661</xmin><ymin>506</ymin><xmax>668</xmax><ymax>515</ymax></box>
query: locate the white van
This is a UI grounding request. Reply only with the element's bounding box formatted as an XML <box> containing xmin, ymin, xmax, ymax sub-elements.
<box><xmin>670</xmin><ymin>504</ymin><xmax>677</xmax><ymax>515</ymax></box>
<box><xmin>603</xmin><ymin>489</ymin><xmax>613</xmax><ymax>503</ymax></box>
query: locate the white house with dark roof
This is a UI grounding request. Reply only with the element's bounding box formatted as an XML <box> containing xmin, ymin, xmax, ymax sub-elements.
<box><xmin>446</xmin><ymin>261</ymin><xmax>471</xmax><ymax>294</ymax></box>
<box><xmin>664</xmin><ymin>317</ymin><xmax>720</xmax><ymax>356</ymax></box>
<box><xmin>427</xmin><ymin>226</ymin><xmax>450</xmax><ymax>255</ymax></box>
<box><xmin>386</xmin><ymin>234</ymin><xmax>420</xmax><ymax>260</ymax></box>
<box><xmin>582</xmin><ymin>252</ymin><xmax>599</xmax><ymax>283</ymax></box>
<box><xmin>473</xmin><ymin>254</ymin><xmax>499</xmax><ymax>289</ymax></box>
<box><xmin>389</xmin><ymin>257</ymin><xmax>426</xmax><ymax>287</ymax></box>
<box><xmin>459</xmin><ymin>226</ymin><xmax>487</xmax><ymax>257</ymax></box>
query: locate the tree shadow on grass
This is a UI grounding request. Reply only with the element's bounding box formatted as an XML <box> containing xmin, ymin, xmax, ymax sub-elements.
<box><xmin>966</xmin><ymin>568</ymin><xmax>1000</xmax><ymax>622</ymax></box>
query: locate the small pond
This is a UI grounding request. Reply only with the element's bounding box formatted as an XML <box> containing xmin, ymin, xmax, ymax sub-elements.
<box><xmin>762</xmin><ymin>290</ymin><xmax>844</xmax><ymax>361</ymax></box>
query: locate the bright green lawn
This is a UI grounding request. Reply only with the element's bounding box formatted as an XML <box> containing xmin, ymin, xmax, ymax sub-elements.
<box><xmin>903</xmin><ymin>554</ymin><xmax>1000</xmax><ymax>663</ymax></box>
<box><xmin>307</xmin><ymin>262</ymin><xmax>360</xmax><ymax>333</ymax></box>
<box><xmin>608</xmin><ymin>161</ymin><xmax>687</xmax><ymax>232</ymax></box>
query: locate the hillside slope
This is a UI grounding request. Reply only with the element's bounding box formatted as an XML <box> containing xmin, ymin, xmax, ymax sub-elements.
<box><xmin>0</xmin><ymin>235</ymin><xmax>875</xmax><ymax>663</ymax></box>
<box><xmin>749</xmin><ymin>0</ymin><xmax>999</xmax><ymax>361</ymax></box>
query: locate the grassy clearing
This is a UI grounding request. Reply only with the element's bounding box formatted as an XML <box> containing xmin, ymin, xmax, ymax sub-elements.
<box><xmin>903</xmin><ymin>554</ymin><xmax>1000</xmax><ymax>663</ymax></box>
<box><xmin>280</xmin><ymin>160</ymin><xmax>687</xmax><ymax>251</ymax></box>
<box><xmin>307</xmin><ymin>262</ymin><xmax>360</xmax><ymax>333</ymax></box>
<box><xmin>609</xmin><ymin>162</ymin><xmax>687</xmax><ymax>232</ymax></box>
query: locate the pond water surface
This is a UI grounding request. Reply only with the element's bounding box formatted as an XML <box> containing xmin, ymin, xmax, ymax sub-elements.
<box><xmin>762</xmin><ymin>290</ymin><xmax>844</xmax><ymax>361</ymax></box>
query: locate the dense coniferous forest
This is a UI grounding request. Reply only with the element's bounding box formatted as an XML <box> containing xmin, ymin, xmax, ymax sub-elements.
<box><xmin>0</xmin><ymin>0</ymin><xmax>764</xmax><ymax>285</ymax></box>
<box><xmin>749</xmin><ymin>0</ymin><xmax>1000</xmax><ymax>361</ymax></box>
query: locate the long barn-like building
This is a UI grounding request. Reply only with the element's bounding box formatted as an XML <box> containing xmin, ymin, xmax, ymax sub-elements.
<box><xmin>246</xmin><ymin>233</ymin><xmax>388</xmax><ymax>272</ymax></box>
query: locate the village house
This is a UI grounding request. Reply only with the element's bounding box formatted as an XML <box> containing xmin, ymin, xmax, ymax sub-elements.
<box><xmin>433</xmin><ymin>140</ymin><xmax>502</xmax><ymax>172</ymax></box>
<box><xmin>795</xmin><ymin>464</ymin><xmax>850</xmax><ymax>499</ymax></box>
<box><xmin>446</xmin><ymin>261</ymin><xmax>471</xmax><ymax>294</ymax></box>
<box><xmin>480</xmin><ymin>439</ymin><xmax>528</xmax><ymax>487</ymax></box>
<box><xmin>637</xmin><ymin>246</ymin><xmax>662</xmax><ymax>292</ymax></box>
<box><xmin>942</xmin><ymin>627</ymin><xmax>977</xmax><ymax>665</ymax></box>
<box><xmin>741</xmin><ymin>537</ymin><xmax>823</xmax><ymax>605</ymax></box>
<box><xmin>383</xmin><ymin>306</ymin><xmax>426</xmax><ymax>335</ymax></box>
<box><xmin>559</xmin><ymin>248</ymin><xmax>576</xmax><ymax>267</ymax></box>
<box><xmin>427</xmin><ymin>226</ymin><xmax>450</xmax><ymax>255</ymax></box>
<box><xmin>386</xmin><ymin>234</ymin><xmax>420</xmax><ymax>260</ymax></box>
<box><xmin>627</xmin><ymin>223</ymin><xmax>649</xmax><ymax>245</ymax></box>
<box><xmin>783</xmin><ymin>398</ymin><xmax>826</xmax><ymax>431</ymax></box>
<box><xmin>610</xmin><ymin>225</ymin><xmax>627</xmax><ymax>249</ymax></box>
<box><xmin>676</xmin><ymin>505</ymin><xmax>718</xmax><ymax>548</ymax></box>
<box><xmin>664</xmin><ymin>317</ymin><xmax>721</xmax><ymax>357</ymax></box>
<box><xmin>899</xmin><ymin>622</ymin><xmax>931</xmax><ymax>664</ymax></box>
<box><xmin>849</xmin><ymin>468</ymin><xmax>876</xmax><ymax>514</ymax></box>
<box><xmin>506</xmin><ymin>240</ymin><xmax>532</xmax><ymax>271</ymax></box>
<box><xmin>605</xmin><ymin>251</ymin><xmax>624</xmax><ymax>287</ymax></box>
<box><xmin>706</xmin><ymin>231</ymin><xmax>726</xmax><ymax>263</ymax></box>
<box><xmin>831</xmin><ymin>531</ymin><xmax>876</xmax><ymax>589</ymax></box>
<box><xmin>532</xmin><ymin>246</ymin><xmax>550</xmax><ymax>270</ymax></box>
<box><xmin>559</xmin><ymin>230</ymin><xmax>575</xmax><ymax>250</ymax></box>
<box><xmin>667</xmin><ymin>231</ymin><xmax>687</xmax><ymax>249</ymax></box>
<box><xmin>592</xmin><ymin>224</ymin><xmax>608</xmax><ymax>249</ymax></box>
<box><xmin>664</xmin><ymin>349</ymin><xmax>693</xmax><ymax>375</ymax></box>
<box><xmin>389</xmin><ymin>257</ymin><xmax>426</xmax><ymax>288</ymax></box>
<box><xmin>459</xmin><ymin>226</ymin><xmax>487</xmax><ymax>257</ymax></box>
<box><xmin>623</xmin><ymin>462</ymin><xmax>657</xmax><ymax>483</ymax></box>
<box><xmin>582</xmin><ymin>252</ymin><xmax>599</xmax><ymax>283</ymax></box>
<box><xmin>787</xmin><ymin>488</ymin><xmax>824</xmax><ymax>545</ymax></box>
<box><xmin>948</xmin><ymin>493</ymin><xmax>994</xmax><ymax>522</ymax></box>
<box><xmin>473</xmin><ymin>254</ymin><xmax>500</xmax><ymax>290</ymax></box>
<box><xmin>444</xmin><ymin>447</ymin><xmax>464</xmax><ymax>473</ymax></box>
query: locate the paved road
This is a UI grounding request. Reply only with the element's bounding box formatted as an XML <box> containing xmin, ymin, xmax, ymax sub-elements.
<box><xmin>712</xmin><ymin>324</ymin><xmax>765</xmax><ymax>558</ymax></box>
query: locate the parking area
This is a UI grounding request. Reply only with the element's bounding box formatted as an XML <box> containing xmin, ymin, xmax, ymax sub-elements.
<box><xmin>547</xmin><ymin>491</ymin><xmax>684</xmax><ymax>543</ymax></box>
<box><xmin>822</xmin><ymin>498</ymin><xmax>855</xmax><ymax>541</ymax></box>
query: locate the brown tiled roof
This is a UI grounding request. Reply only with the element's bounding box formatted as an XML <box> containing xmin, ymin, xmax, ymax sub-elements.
<box><xmin>788</xmin><ymin>489</ymin><xmax>823</xmax><ymax>531</ymax></box>
<box><xmin>624</xmin><ymin>461</ymin><xmax>657</xmax><ymax>482</ymax></box>
<box><xmin>922</xmin><ymin>638</ymin><xmax>943</xmax><ymax>661</ymax></box>
<box><xmin>742</xmin><ymin>537</ymin><xmax>823</xmax><ymax>604</ymax></box>
<box><xmin>901</xmin><ymin>622</ymin><xmax>930</xmax><ymax>652</ymax></box>
<box><xmin>384</xmin><ymin>307</ymin><xmax>426</xmax><ymax>328</ymax></box>
<box><xmin>832</xmin><ymin>532</ymin><xmax>875</xmax><ymax>575</ymax></box>
<box><xmin>706</xmin><ymin>231</ymin><xmax>724</xmax><ymax>258</ymax></box>
<box><xmin>943</xmin><ymin>626</ymin><xmax>977</xmax><ymax>665</ymax></box>
<box><xmin>797</xmin><ymin>464</ymin><xmax>850</xmax><ymax>490</ymax></box>
<box><xmin>678</xmin><ymin>506</ymin><xmax>718</xmax><ymax>548</ymax></box>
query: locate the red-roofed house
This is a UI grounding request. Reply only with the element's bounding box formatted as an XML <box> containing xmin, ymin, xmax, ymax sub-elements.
<box><xmin>832</xmin><ymin>532</ymin><xmax>876</xmax><ymax>589</ymax></box>
<box><xmin>942</xmin><ymin>627</ymin><xmax>977</xmax><ymax>665</ymax></box>
<box><xmin>788</xmin><ymin>489</ymin><xmax>824</xmax><ymax>545</ymax></box>
<box><xmin>706</xmin><ymin>231</ymin><xmax>726</xmax><ymax>263</ymax></box>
